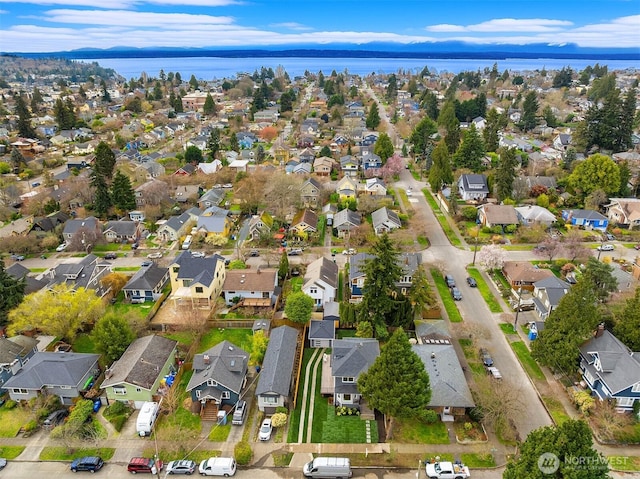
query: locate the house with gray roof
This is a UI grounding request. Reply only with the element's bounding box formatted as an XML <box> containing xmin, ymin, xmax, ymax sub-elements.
<box><xmin>4</xmin><ymin>352</ymin><xmax>100</xmax><ymax>405</ymax></box>
<box><xmin>103</xmin><ymin>220</ymin><xmax>141</xmax><ymax>243</ymax></box>
<box><xmin>328</xmin><ymin>338</ymin><xmax>379</xmax><ymax>410</ymax></box>
<box><xmin>308</xmin><ymin>320</ymin><xmax>335</xmax><ymax>348</ymax></box>
<box><xmin>198</xmin><ymin>188</ymin><xmax>225</xmax><ymax>210</ymax></box>
<box><xmin>457</xmin><ymin>174</ymin><xmax>489</xmax><ymax>202</ymax></box>
<box><xmin>102</xmin><ymin>335</ymin><xmax>177</xmax><ymax>408</ymax></box>
<box><xmin>62</xmin><ymin>216</ymin><xmax>101</xmax><ymax>243</ymax></box>
<box><xmin>169</xmin><ymin>251</ymin><xmax>226</xmax><ymax>308</ymax></box>
<box><xmin>478</xmin><ymin>204</ymin><xmax>519</xmax><ymax>228</ymax></box>
<box><xmin>349</xmin><ymin>252</ymin><xmax>420</xmax><ymax>300</ymax></box>
<box><xmin>412</xmin><ymin>343</ymin><xmax>475</xmax><ymax>419</ymax></box>
<box><xmin>6</xmin><ymin>262</ymin><xmax>47</xmax><ymax>294</ymax></box>
<box><xmin>371</xmin><ymin>207</ymin><xmax>401</xmax><ymax>236</ymax></box>
<box><xmin>515</xmin><ymin>205</ymin><xmax>557</xmax><ymax>227</ymax></box>
<box><xmin>45</xmin><ymin>254</ymin><xmax>112</xmax><ymax>297</ymax></box>
<box><xmin>561</xmin><ymin>209</ymin><xmax>608</xmax><ymax>231</ymax></box>
<box><xmin>122</xmin><ymin>263</ymin><xmax>170</xmax><ymax>303</ymax></box>
<box><xmin>256</xmin><ymin>326</ymin><xmax>299</xmax><ymax>414</ymax></box>
<box><xmin>0</xmin><ymin>336</ymin><xmax>38</xmax><ymax>393</ymax></box>
<box><xmin>579</xmin><ymin>327</ymin><xmax>640</xmax><ymax>413</ymax></box>
<box><xmin>187</xmin><ymin>341</ymin><xmax>248</xmax><ymax>413</ymax></box>
<box><xmin>333</xmin><ymin>208</ymin><xmax>361</xmax><ymax>238</ymax></box>
<box><xmin>157</xmin><ymin>210</ymin><xmax>197</xmax><ymax>242</ymax></box>
<box><xmin>302</xmin><ymin>257</ymin><xmax>338</xmax><ymax>308</ymax></box>
<box><xmin>532</xmin><ymin>276</ymin><xmax>571</xmax><ymax>320</ymax></box>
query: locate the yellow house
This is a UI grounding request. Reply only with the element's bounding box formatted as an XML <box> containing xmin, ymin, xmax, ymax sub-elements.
<box><xmin>169</xmin><ymin>251</ymin><xmax>226</xmax><ymax>308</ymax></box>
<box><xmin>196</xmin><ymin>207</ymin><xmax>233</xmax><ymax>238</ymax></box>
<box><xmin>336</xmin><ymin>175</ymin><xmax>358</xmax><ymax>200</ymax></box>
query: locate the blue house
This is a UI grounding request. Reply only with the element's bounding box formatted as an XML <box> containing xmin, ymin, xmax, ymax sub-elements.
<box><xmin>186</xmin><ymin>341</ymin><xmax>248</xmax><ymax>416</ymax></box>
<box><xmin>348</xmin><ymin>253</ymin><xmax>374</xmax><ymax>301</ymax></box>
<box><xmin>579</xmin><ymin>327</ymin><xmax>640</xmax><ymax>413</ymax></box>
<box><xmin>561</xmin><ymin>209</ymin><xmax>608</xmax><ymax>231</ymax></box>
<box><xmin>361</xmin><ymin>153</ymin><xmax>382</xmax><ymax>171</ymax></box>
<box><xmin>0</xmin><ymin>336</ymin><xmax>38</xmax><ymax>393</ymax></box>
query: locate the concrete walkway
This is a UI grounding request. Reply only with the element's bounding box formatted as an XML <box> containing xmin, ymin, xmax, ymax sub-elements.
<box><xmin>304</xmin><ymin>349</ymin><xmax>325</xmax><ymax>442</ymax></box>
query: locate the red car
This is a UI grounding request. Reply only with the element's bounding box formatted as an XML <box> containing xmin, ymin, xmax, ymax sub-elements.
<box><xmin>634</xmin><ymin>244</ymin><xmax>640</xmax><ymax>250</ymax></box>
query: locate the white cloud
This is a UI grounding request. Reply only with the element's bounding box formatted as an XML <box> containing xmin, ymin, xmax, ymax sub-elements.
<box><xmin>43</xmin><ymin>8</ymin><xmax>235</xmax><ymax>27</ymax></box>
<box><xmin>270</xmin><ymin>22</ymin><xmax>313</xmax><ymax>31</ymax></box>
<box><xmin>0</xmin><ymin>0</ymin><xmax>238</xmax><ymax>6</ymax></box>
<box><xmin>427</xmin><ymin>18</ymin><xmax>573</xmax><ymax>33</ymax></box>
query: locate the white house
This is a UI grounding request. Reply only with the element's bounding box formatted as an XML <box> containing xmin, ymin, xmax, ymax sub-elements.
<box><xmin>302</xmin><ymin>257</ymin><xmax>338</xmax><ymax>308</ymax></box>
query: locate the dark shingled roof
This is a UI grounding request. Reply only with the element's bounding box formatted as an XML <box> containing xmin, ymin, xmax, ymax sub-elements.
<box><xmin>4</xmin><ymin>352</ymin><xmax>99</xmax><ymax>390</ymax></box>
<box><xmin>256</xmin><ymin>326</ymin><xmax>299</xmax><ymax>397</ymax></box>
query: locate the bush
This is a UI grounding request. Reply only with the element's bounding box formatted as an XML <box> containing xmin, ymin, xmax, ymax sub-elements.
<box><xmin>335</xmin><ymin>406</ymin><xmax>360</xmax><ymax>417</ymax></box>
<box><xmin>275</xmin><ymin>406</ymin><xmax>288</xmax><ymax>415</ymax></box>
<box><xmin>111</xmin><ymin>415</ymin><xmax>129</xmax><ymax>432</ymax></box>
<box><xmin>234</xmin><ymin>441</ymin><xmax>252</xmax><ymax>465</ymax></box>
<box><xmin>104</xmin><ymin>401</ymin><xmax>129</xmax><ymax>418</ymax></box>
<box><xmin>469</xmin><ymin>406</ymin><xmax>485</xmax><ymax>422</ymax></box>
<box><xmin>23</xmin><ymin>420</ymin><xmax>38</xmax><ymax>432</ymax></box>
<box><xmin>271</xmin><ymin>412</ymin><xmax>288</xmax><ymax>428</ymax></box>
<box><xmin>4</xmin><ymin>400</ymin><xmax>17</xmax><ymax>410</ymax></box>
<box><xmin>421</xmin><ymin>409</ymin><xmax>439</xmax><ymax>423</ymax></box>
<box><xmin>461</xmin><ymin>206</ymin><xmax>478</xmax><ymax>221</ymax></box>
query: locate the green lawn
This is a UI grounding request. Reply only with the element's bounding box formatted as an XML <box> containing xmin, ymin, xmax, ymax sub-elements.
<box><xmin>609</xmin><ymin>456</ymin><xmax>640</xmax><ymax>472</ymax></box>
<box><xmin>198</xmin><ymin>328</ymin><xmax>252</xmax><ymax>353</ymax></box>
<box><xmin>108</xmin><ymin>301</ymin><xmax>151</xmax><ymax>323</ymax></box>
<box><xmin>39</xmin><ymin>447</ymin><xmax>115</xmax><ymax>461</ymax></box>
<box><xmin>164</xmin><ymin>331</ymin><xmax>194</xmax><ymax>345</ymax></box>
<box><xmin>458</xmin><ymin>338</ymin><xmax>476</xmax><ymax>360</ymax></box>
<box><xmin>510</xmin><ymin>341</ymin><xmax>545</xmax><ymax>381</ymax></box>
<box><xmin>273</xmin><ymin>452</ymin><xmax>294</xmax><ymax>467</ymax></box>
<box><xmin>156</xmin><ymin>370</ymin><xmax>202</xmax><ymax>434</ymax></box>
<box><xmin>466</xmin><ymin>267</ymin><xmax>503</xmax><ymax>313</ymax></box>
<box><xmin>336</xmin><ymin>329</ymin><xmax>357</xmax><ymax>339</ymax></box>
<box><xmin>431</xmin><ymin>269</ymin><xmax>463</xmax><ymax>323</ymax></box>
<box><xmin>541</xmin><ymin>396</ymin><xmax>571</xmax><ymax>425</ymax></box>
<box><xmin>73</xmin><ymin>333</ymin><xmax>97</xmax><ymax>353</ymax></box>
<box><xmin>391</xmin><ymin>417</ymin><xmax>450</xmax><ymax>444</ymax></box>
<box><xmin>499</xmin><ymin>323</ymin><xmax>517</xmax><ymax>335</ymax></box>
<box><xmin>208</xmin><ymin>422</ymin><xmax>231</xmax><ymax>441</ymax></box>
<box><xmin>288</xmin><ymin>348</ymin><xmax>314</xmax><ymax>443</ymax></box>
<box><xmin>0</xmin><ymin>405</ymin><xmax>33</xmax><ymax>437</ymax></box>
<box><xmin>422</xmin><ymin>189</ymin><xmax>462</xmax><ymax>247</ymax></box>
<box><xmin>417</xmin><ymin>235</ymin><xmax>429</xmax><ymax>246</ymax></box>
<box><xmin>461</xmin><ymin>453</ymin><xmax>496</xmax><ymax>468</ymax></box>
<box><xmin>0</xmin><ymin>446</ymin><xmax>25</xmax><ymax>459</ymax></box>
<box><xmin>290</xmin><ymin>277</ymin><xmax>303</xmax><ymax>292</ymax></box>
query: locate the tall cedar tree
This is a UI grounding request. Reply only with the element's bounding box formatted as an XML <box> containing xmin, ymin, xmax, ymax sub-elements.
<box><xmin>519</xmin><ymin>91</ymin><xmax>539</xmax><ymax>132</ymax></box>
<box><xmin>203</xmin><ymin>93</ymin><xmax>217</xmax><ymax>116</ymax></box>
<box><xmin>581</xmin><ymin>257</ymin><xmax>617</xmax><ymax>303</ymax></box>
<box><xmin>373</xmin><ymin>133</ymin><xmax>394</xmax><ymax>162</ymax></box>
<box><xmin>14</xmin><ymin>95</ymin><xmax>37</xmax><ymax>138</ymax></box>
<box><xmin>229</xmin><ymin>132</ymin><xmax>239</xmax><ymax>153</ymax></box>
<box><xmin>357</xmin><ymin>234</ymin><xmax>402</xmax><ymax>335</ymax></box>
<box><xmin>0</xmin><ymin>260</ymin><xmax>26</xmax><ymax>326</ymax></box>
<box><xmin>613</xmin><ymin>287</ymin><xmax>640</xmax><ymax>351</ymax></box>
<box><xmin>111</xmin><ymin>171</ymin><xmax>136</xmax><ymax>212</ymax></box>
<box><xmin>278</xmin><ymin>251</ymin><xmax>289</xmax><ymax>281</ymax></box>
<box><xmin>483</xmin><ymin>108</ymin><xmax>501</xmax><ymax>152</ymax></box>
<box><xmin>504</xmin><ymin>420</ymin><xmax>607</xmax><ymax>479</ymax></box>
<box><xmin>358</xmin><ymin>328</ymin><xmax>432</xmax><ymax>439</ymax></box>
<box><xmin>410</xmin><ymin>116</ymin><xmax>438</xmax><ymax>160</ymax></box>
<box><xmin>366</xmin><ymin>102</ymin><xmax>381</xmax><ymax>129</ymax></box>
<box><xmin>421</xmin><ymin>91</ymin><xmax>439</xmax><ymax>120</ymax></box>
<box><xmin>531</xmin><ymin>279</ymin><xmax>601</xmax><ymax>374</ymax></box>
<box><xmin>453</xmin><ymin>123</ymin><xmax>485</xmax><ymax>171</ymax></box>
<box><xmin>91</xmin><ymin>142</ymin><xmax>116</xmax><ymax>216</ymax></box>
<box><xmin>428</xmin><ymin>139</ymin><xmax>453</xmax><ymax>192</ymax></box>
<box><xmin>407</xmin><ymin>265</ymin><xmax>437</xmax><ymax>317</ymax></box>
<box><xmin>437</xmin><ymin>101</ymin><xmax>460</xmax><ymax>154</ymax></box>
<box><xmin>494</xmin><ymin>147</ymin><xmax>518</xmax><ymax>202</ymax></box>
<box><xmin>207</xmin><ymin>128</ymin><xmax>220</xmax><ymax>161</ymax></box>
<box><xmin>92</xmin><ymin>175</ymin><xmax>111</xmax><ymax>217</ymax></box>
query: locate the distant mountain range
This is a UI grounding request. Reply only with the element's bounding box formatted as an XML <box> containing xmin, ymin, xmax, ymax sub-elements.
<box><xmin>8</xmin><ymin>42</ymin><xmax>640</xmax><ymax>60</ymax></box>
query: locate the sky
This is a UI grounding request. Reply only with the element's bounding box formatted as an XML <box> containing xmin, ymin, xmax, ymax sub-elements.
<box><xmin>0</xmin><ymin>0</ymin><xmax>639</xmax><ymax>53</ymax></box>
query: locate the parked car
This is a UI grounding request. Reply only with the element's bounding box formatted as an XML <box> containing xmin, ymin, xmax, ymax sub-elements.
<box><xmin>635</xmin><ymin>244</ymin><xmax>640</xmax><ymax>250</ymax></box>
<box><xmin>604</xmin><ymin>232</ymin><xmax>616</xmax><ymax>241</ymax></box>
<box><xmin>466</xmin><ymin>277</ymin><xmax>477</xmax><ymax>287</ymax></box>
<box><xmin>191</xmin><ymin>251</ymin><xmax>205</xmax><ymax>258</ymax></box>
<box><xmin>70</xmin><ymin>456</ymin><xmax>104</xmax><ymax>473</ymax></box>
<box><xmin>31</xmin><ymin>182</ymin><xmax>41</xmax><ymax>187</ymax></box>
<box><xmin>487</xmin><ymin>366</ymin><xmax>503</xmax><ymax>379</ymax></box>
<box><xmin>9</xmin><ymin>254</ymin><xmax>24</xmax><ymax>261</ymax></box>
<box><xmin>56</xmin><ymin>243</ymin><xmax>68</xmax><ymax>252</ymax></box>
<box><xmin>342</xmin><ymin>248</ymin><xmax>356</xmax><ymax>255</ymax></box>
<box><xmin>147</xmin><ymin>252</ymin><xmax>163</xmax><ymax>259</ymax></box>
<box><xmin>258</xmin><ymin>418</ymin><xmax>272</xmax><ymax>441</ymax></box>
<box><xmin>104</xmin><ymin>252</ymin><xmax>117</xmax><ymax>260</ymax></box>
<box><xmin>248</xmin><ymin>250</ymin><xmax>260</xmax><ymax>257</ymax></box>
<box><xmin>597</xmin><ymin>243</ymin><xmax>614</xmax><ymax>251</ymax></box>
<box><xmin>451</xmin><ymin>287</ymin><xmax>462</xmax><ymax>301</ymax></box>
<box><xmin>140</xmin><ymin>261</ymin><xmax>152</xmax><ymax>267</ymax></box>
<box><xmin>444</xmin><ymin>274</ymin><xmax>455</xmax><ymax>288</ymax></box>
<box><xmin>288</xmin><ymin>249</ymin><xmax>303</xmax><ymax>256</ymax></box>
<box><xmin>222</xmin><ymin>183</ymin><xmax>233</xmax><ymax>189</ymax></box>
<box><xmin>43</xmin><ymin>409</ymin><xmax>68</xmax><ymax>428</ymax></box>
<box><xmin>232</xmin><ymin>400</ymin><xmax>247</xmax><ymax>426</ymax></box>
<box><xmin>165</xmin><ymin>460</ymin><xmax>196</xmax><ymax>475</ymax></box>
<box><xmin>127</xmin><ymin>457</ymin><xmax>164</xmax><ymax>474</ymax></box>
<box><xmin>0</xmin><ymin>458</ymin><xmax>6</xmax><ymax>470</ymax></box>
<box><xmin>199</xmin><ymin>457</ymin><xmax>236</xmax><ymax>477</ymax></box>
<box><xmin>479</xmin><ymin>348</ymin><xmax>494</xmax><ymax>367</ymax></box>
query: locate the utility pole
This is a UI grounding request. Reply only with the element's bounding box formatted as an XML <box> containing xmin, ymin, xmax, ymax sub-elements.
<box><xmin>513</xmin><ymin>285</ymin><xmax>522</xmax><ymax>332</ymax></box>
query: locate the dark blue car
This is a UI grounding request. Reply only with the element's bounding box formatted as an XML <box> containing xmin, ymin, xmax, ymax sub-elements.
<box><xmin>70</xmin><ymin>456</ymin><xmax>104</xmax><ymax>472</ymax></box>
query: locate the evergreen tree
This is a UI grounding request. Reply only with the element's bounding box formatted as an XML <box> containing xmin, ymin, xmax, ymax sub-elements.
<box><xmin>358</xmin><ymin>328</ymin><xmax>432</xmax><ymax>439</ymax></box>
<box><xmin>437</xmin><ymin>101</ymin><xmax>460</xmax><ymax>154</ymax></box>
<box><xmin>409</xmin><ymin>116</ymin><xmax>437</xmax><ymax>159</ymax></box>
<box><xmin>385</xmin><ymin>74</ymin><xmax>398</xmax><ymax>102</ymax></box>
<box><xmin>613</xmin><ymin>287</ymin><xmax>640</xmax><ymax>351</ymax></box>
<box><xmin>494</xmin><ymin>147</ymin><xmax>518</xmax><ymax>202</ymax></box>
<box><xmin>278</xmin><ymin>251</ymin><xmax>289</xmax><ymax>281</ymax></box>
<box><xmin>203</xmin><ymin>93</ymin><xmax>217</xmax><ymax>116</ymax></box>
<box><xmin>100</xmin><ymin>79</ymin><xmax>111</xmax><ymax>102</ymax></box>
<box><xmin>10</xmin><ymin>148</ymin><xmax>27</xmax><ymax>174</ymax></box>
<box><xmin>207</xmin><ymin>128</ymin><xmax>220</xmax><ymax>161</ymax></box>
<box><xmin>542</xmin><ymin>105</ymin><xmax>558</xmax><ymax>128</ymax></box>
<box><xmin>366</xmin><ymin>102</ymin><xmax>381</xmax><ymax>129</ymax></box>
<box><xmin>483</xmin><ymin>108</ymin><xmax>501</xmax><ymax>152</ymax></box>
<box><xmin>0</xmin><ymin>259</ymin><xmax>26</xmax><ymax>326</ymax></box>
<box><xmin>184</xmin><ymin>145</ymin><xmax>203</xmax><ymax>164</ymax></box>
<box><xmin>581</xmin><ymin>257</ymin><xmax>617</xmax><ymax>303</ymax></box>
<box><xmin>14</xmin><ymin>94</ymin><xmax>36</xmax><ymax>138</ymax></box>
<box><xmin>189</xmin><ymin>74</ymin><xmax>199</xmax><ymax>90</ymax></box>
<box><xmin>30</xmin><ymin>87</ymin><xmax>43</xmax><ymax>112</ymax></box>
<box><xmin>153</xmin><ymin>81</ymin><xmax>163</xmax><ymax>101</ymax></box>
<box><xmin>111</xmin><ymin>171</ymin><xmax>136</xmax><ymax>212</ymax></box>
<box><xmin>93</xmin><ymin>141</ymin><xmax>116</xmax><ymax>180</ymax></box>
<box><xmin>92</xmin><ymin>175</ymin><xmax>112</xmax><ymax>217</ymax></box>
<box><xmin>357</xmin><ymin>234</ymin><xmax>402</xmax><ymax>337</ymax></box>
<box><xmin>373</xmin><ymin>133</ymin><xmax>394</xmax><ymax>162</ymax></box>
<box><xmin>453</xmin><ymin>123</ymin><xmax>485</xmax><ymax>171</ymax></box>
<box><xmin>407</xmin><ymin>265</ymin><xmax>437</xmax><ymax>318</ymax></box>
<box><xmin>229</xmin><ymin>132</ymin><xmax>239</xmax><ymax>153</ymax></box>
<box><xmin>428</xmin><ymin>139</ymin><xmax>452</xmax><ymax>192</ymax></box>
<box><xmin>618</xmin><ymin>87</ymin><xmax>637</xmax><ymax>152</ymax></box>
<box><xmin>520</xmin><ymin>91</ymin><xmax>539</xmax><ymax>132</ymax></box>
<box><xmin>421</xmin><ymin>91</ymin><xmax>439</xmax><ymax>120</ymax></box>
<box><xmin>91</xmin><ymin>313</ymin><xmax>135</xmax><ymax>364</ymax></box>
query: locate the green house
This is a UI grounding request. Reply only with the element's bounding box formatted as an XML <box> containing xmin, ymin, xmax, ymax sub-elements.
<box><xmin>101</xmin><ymin>335</ymin><xmax>178</xmax><ymax>409</ymax></box>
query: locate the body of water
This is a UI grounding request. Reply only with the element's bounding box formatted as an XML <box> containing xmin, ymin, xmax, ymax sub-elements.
<box><xmin>78</xmin><ymin>56</ymin><xmax>639</xmax><ymax>81</ymax></box>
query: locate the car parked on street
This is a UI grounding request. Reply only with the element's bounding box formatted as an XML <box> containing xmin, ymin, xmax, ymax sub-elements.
<box><xmin>466</xmin><ymin>277</ymin><xmax>477</xmax><ymax>287</ymax></box>
<box><xmin>288</xmin><ymin>249</ymin><xmax>303</xmax><ymax>256</ymax></box>
<box><xmin>70</xmin><ymin>456</ymin><xmax>104</xmax><ymax>473</ymax></box>
<box><xmin>165</xmin><ymin>459</ymin><xmax>197</xmax><ymax>475</ymax></box>
<box><xmin>444</xmin><ymin>274</ymin><xmax>455</xmax><ymax>288</ymax></box>
<box><xmin>259</xmin><ymin>418</ymin><xmax>272</xmax><ymax>441</ymax></box>
<box><xmin>56</xmin><ymin>243</ymin><xmax>68</xmax><ymax>252</ymax></box>
<box><xmin>140</xmin><ymin>261</ymin><xmax>152</xmax><ymax>267</ymax></box>
<box><xmin>127</xmin><ymin>457</ymin><xmax>163</xmax><ymax>474</ymax></box>
<box><xmin>104</xmin><ymin>252</ymin><xmax>117</xmax><ymax>260</ymax></box>
<box><xmin>479</xmin><ymin>348</ymin><xmax>494</xmax><ymax>367</ymax></box>
<box><xmin>451</xmin><ymin>287</ymin><xmax>462</xmax><ymax>301</ymax></box>
<box><xmin>147</xmin><ymin>252</ymin><xmax>163</xmax><ymax>259</ymax></box>
<box><xmin>597</xmin><ymin>243</ymin><xmax>614</xmax><ymax>251</ymax></box>
<box><xmin>0</xmin><ymin>458</ymin><xmax>6</xmax><ymax>470</ymax></box>
<box><xmin>9</xmin><ymin>254</ymin><xmax>24</xmax><ymax>261</ymax></box>
<box><xmin>191</xmin><ymin>251</ymin><xmax>205</xmax><ymax>258</ymax></box>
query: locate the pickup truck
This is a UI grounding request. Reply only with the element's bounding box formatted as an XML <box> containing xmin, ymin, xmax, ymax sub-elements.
<box><xmin>426</xmin><ymin>461</ymin><xmax>471</xmax><ymax>479</ymax></box>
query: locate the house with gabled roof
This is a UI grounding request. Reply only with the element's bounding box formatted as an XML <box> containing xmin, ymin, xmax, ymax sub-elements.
<box><xmin>221</xmin><ymin>269</ymin><xmax>279</xmax><ymax>307</ymax></box>
<box><xmin>292</xmin><ymin>162</ymin><xmax>312</xmax><ymax>175</ymax></box>
<box><xmin>45</xmin><ymin>254</ymin><xmax>112</xmax><ymax>297</ymax></box>
<box><xmin>102</xmin><ymin>335</ymin><xmax>177</xmax><ymax>408</ymax></box>
<box><xmin>103</xmin><ymin>220</ymin><xmax>141</xmax><ymax>243</ymax></box>
<box><xmin>336</xmin><ymin>175</ymin><xmax>358</xmax><ymax>199</ymax></box>
<box><xmin>248</xmin><ymin>212</ymin><xmax>273</xmax><ymax>241</ymax></box>
<box><xmin>313</xmin><ymin>156</ymin><xmax>335</xmax><ymax>176</ymax></box>
<box><xmin>300</xmin><ymin>177</ymin><xmax>323</xmax><ymax>209</ymax></box>
<box><xmin>4</xmin><ymin>352</ymin><xmax>100</xmax><ymax>405</ymax></box>
<box><xmin>302</xmin><ymin>257</ymin><xmax>338</xmax><ymax>308</ymax></box>
<box><xmin>333</xmin><ymin>208</ymin><xmax>361</xmax><ymax>238</ymax></box>
<box><xmin>122</xmin><ymin>263</ymin><xmax>170</xmax><ymax>303</ymax></box>
<box><xmin>198</xmin><ymin>188</ymin><xmax>225</xmax><ymax>210</ymax></box>
<box><xmin>502</xmin><ymin>261</ymin><xmax>554</xmax><ymax>292</ymax></box>
<box><xmin>478</xmin><ymin>204</ymin><xmax>519</xmax><ymax>228</ymax></box>
<box><xmin>361</xmin><ymin>153</ymin><xmax>382</xmax><ymax>171</ymax></box>
<box><xmin>298</xmin><ymin>147</ymin><xmax>315</xmax><ymax>163</ymax></box>
<box><xmin>197</xmin><ymin>208</ymin><xmax>232</xmax><ymax>238</ymax></box>
<box><xmin>340</xmin><ymin>155</ymin><xmax>359</xmax><ymax>177</ymax></box>
<box><xmin>532</xmin><ymin>276</ymin><xmax>571</xmax><ymax>320</ymax></box>
<box><xmin>186</xmin><ymin>341</ymin><xmax>248</xmax><ymax>415</ymax></box>
<box><xmin>6</xmin><ymin>263</ymin><xmax>46</xmax><ymax>294</ymax></box>
<box><xmin>515</xmin><ymin>205</ymin><xmax>557</xmax><ymax>227</ymax></box>
<box><xmin>291</xmin><ymin>209</ymin><xmax>318</xmax><ymax>236</ymax></box>
<box><xmin>309</xmin><ymin>320</ymin><xmax>335</xmax><ymax>348</ymax></box>
<box><xmin>605</xmin><ymin>198</ymin><xmax>640</xmax><ymax>230</ymax></box>
<box><xmin>371</xmin><ymin>207</ymin><xmax>401</xmax><ymax>236</ymax></box>
<box><xmin>457</xmin><ymin>174</ymin><xmax>489</xmax><ymax>202</ymax></box>
<box><xmin>62</xmin><ymin>216</ymin><xmax>101</xmax><ymax>243</ymax></box>
<box><xmin>168</xmin><ymin>251</ymin><xmax>226</xmax><ymax>308</ymax></box>
<box><xmin>579</xmin><ymin>326</ymin><xmax>640</xmax><ymax>413</ymax></box>
<box><xmin>327</xmin><ymin>338</ymin><xmax>379</xmax><ymax>411</ymax></box>
<box><xmin>0</xmin><ymin>336</ymin><xmax>38</xmax><ymax>393</ymax></box>
<box><xmin>157</xmin><ymin>210</ymin><xmax>198</xmax><ymax>242</ymax></box>
<box><xmin>255</xmin><ymin>326</ymin><xmax>299</xmax><ymax>414</ymax></box>
<box><xmin>28</xmin><ymin>211</ymin><xmax>69</xmax><ymax>236</ymax></box>
<box><xmin>561</xmin><ymin>209</ymin><xmax>608</xmax><ymax>231</ymax></box>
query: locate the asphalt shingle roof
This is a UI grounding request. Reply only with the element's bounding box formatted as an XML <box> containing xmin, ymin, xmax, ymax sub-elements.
<box><xmin>4</xmin><ymin>352</ymin><xmax>99</xmax><ymax>389</ymax></box>
<box><xmin>187</xmin><ymin>340</ymin><xmax>248</xmax><ymax>394</ymax></box>
<box><xmin>255</xmin><ymin>326</ymin><xmax>299</xmax><ymax>396</ymax></box>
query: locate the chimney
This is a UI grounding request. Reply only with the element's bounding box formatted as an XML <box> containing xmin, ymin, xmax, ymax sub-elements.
<box><xmin>594</xmin><ymin>323</ymin><xmax>605</xmax><ymax>338</ymax></box>
<box><xmin>203</xmin><ymin>354</ymin><xmax>210</xmax><ymax>364</ymax></box>
<box><xmin>431</xmin><ymin>352</ymin><xmax>436</xmax><ymax>359</ymax></box>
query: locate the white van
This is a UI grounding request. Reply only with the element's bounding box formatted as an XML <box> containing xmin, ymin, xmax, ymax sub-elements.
<box><xmin>182</xmin><ymin>235</ymin><xmax>192</xmax><ymax>250</ymax></box>
<box><xmin>303</xmin><ymin>457</ymin><xmax>352</xmax><ymax>478</ymax></box>
<box><xmin>136</xmin><ymin>401</ymin><xmax>159</xmax><ymax>437</ymax></box>
<box><xmin>199</xmin><ymin>457</ymin><xmax>236</xmax><ymax>476</ymax></box>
